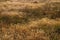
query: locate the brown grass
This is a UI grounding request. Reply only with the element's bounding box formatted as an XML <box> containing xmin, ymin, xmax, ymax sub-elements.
<box><xmin>0</xmin><ymin>1</ymin><xmax>60</xmax><ymax>40</ymax></box>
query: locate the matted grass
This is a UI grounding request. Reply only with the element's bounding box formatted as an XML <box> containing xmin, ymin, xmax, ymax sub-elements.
<box><xmin>0</xmin><ymin>1</ymin><xmax>60</xmax><ymax>40</ymax></box>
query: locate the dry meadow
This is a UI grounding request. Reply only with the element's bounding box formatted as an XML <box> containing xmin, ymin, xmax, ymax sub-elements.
<box><xmin>0</xmin><ymin>1</ymin><xmax>60</xmax><ymax>40</ymax></box>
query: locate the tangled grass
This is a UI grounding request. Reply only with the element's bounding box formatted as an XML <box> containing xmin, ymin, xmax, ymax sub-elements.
<box><xmin>0</xmin><ymin>1</ymin><xmax>60</xmax><ymax>40</ymax></box>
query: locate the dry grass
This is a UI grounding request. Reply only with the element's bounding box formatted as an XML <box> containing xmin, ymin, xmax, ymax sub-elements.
<box><xmin>0</xmin><ymin>1</ymin><xmax>60</xmax><ymax>40</ymax></box>
<box><xmin>0</xmin><ymin>1</ymin><xmax>45</xmax><ymax>11</ymax></box>
<box><xmin>1</xmin><ymin>18</ymin><xmax>60</xmax><ymax>40</ymax></box>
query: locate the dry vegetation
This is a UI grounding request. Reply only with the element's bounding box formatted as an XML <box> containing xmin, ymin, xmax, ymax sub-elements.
<box><xmin>0</xmin><ymin>1</ymin><xmax>60</xmax><ymax>40</ymax></box>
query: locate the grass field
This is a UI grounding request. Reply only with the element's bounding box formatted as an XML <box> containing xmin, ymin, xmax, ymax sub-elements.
<box><xmin>0</xmin><ymin>1</ymin><xmax>60</xmax><ymax>40</ymax></box>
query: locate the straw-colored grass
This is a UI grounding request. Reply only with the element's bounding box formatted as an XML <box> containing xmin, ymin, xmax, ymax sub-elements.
<box><xmin>0</xmin><ymin>1</ymin><xmax>60</xmax><ymax>40</ymax></box>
